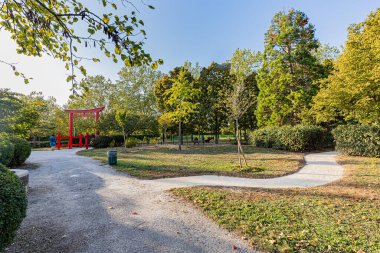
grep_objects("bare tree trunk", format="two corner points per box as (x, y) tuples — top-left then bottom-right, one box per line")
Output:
(163, 127), (167, 145)
(236, 119), (242, 168)
(236, 119), (248, 168)
(122, 126), (127, 149)
(214, 113), (219, 144)
(178, 119), (182, 151)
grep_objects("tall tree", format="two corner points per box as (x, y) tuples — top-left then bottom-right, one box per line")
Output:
(311, 8), (380, 125)
(165, 68), (198, 151)
(116, 65), (162, 115)
(196, 62), (232, 143)
(228, 49), (259, 168)
(0, 0), (161, 85)
(256, 9), (326, 127)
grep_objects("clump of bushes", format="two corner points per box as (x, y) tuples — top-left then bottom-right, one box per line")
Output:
(251, 125), (332, 152)
(332, 124), (380, 157)
(0, 136), (31, 167)
(10, 137), (31, 166)
(91, 136), (113, 149)
(0, 139), (15, 167)
(0, 163), (27, 252)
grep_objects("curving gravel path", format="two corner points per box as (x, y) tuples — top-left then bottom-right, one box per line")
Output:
(5, 149), (343, 253)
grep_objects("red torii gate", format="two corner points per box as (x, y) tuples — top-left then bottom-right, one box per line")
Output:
(57, 107), (105, 149)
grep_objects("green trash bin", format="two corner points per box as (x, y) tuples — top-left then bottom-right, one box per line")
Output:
(107, 150), (117, 165)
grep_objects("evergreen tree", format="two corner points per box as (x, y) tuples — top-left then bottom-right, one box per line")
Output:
(256, 9), (326, 127)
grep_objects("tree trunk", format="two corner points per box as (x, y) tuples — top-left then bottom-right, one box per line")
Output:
(236, 119), (248, 168)
(178, 119), (182, 151)
(122, 126), (127, 149)
(236, 119), (242, 168)
(214, 113), (219, 144)
(163, 127), (167, 145)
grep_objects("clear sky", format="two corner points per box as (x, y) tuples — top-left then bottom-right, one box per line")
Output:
(0, 0), (379, 105)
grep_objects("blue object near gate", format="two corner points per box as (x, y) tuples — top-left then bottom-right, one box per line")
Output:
(107, 150), (117, 165)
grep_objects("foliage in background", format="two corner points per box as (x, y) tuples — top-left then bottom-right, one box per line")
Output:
(251, 125), (332, 152)
(311, 9), (380, 125)
(0, 163), (27, 252)
(256, 9), (328, 127)
(333, 124), (380, 157)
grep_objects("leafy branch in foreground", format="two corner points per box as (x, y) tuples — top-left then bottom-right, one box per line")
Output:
(0, 0), (162, 87)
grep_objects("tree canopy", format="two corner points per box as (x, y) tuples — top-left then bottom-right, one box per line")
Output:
(311, 8), (380, 125)
(256, 9), (326, 127)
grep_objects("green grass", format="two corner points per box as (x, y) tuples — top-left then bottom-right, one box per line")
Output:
(77, 145), (304, 179)
(172, 155), (380, 252)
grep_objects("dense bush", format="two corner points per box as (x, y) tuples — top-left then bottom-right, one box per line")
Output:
(125, 137), (138, 148)
(0, 139), (15, 167)
(332, 125), (380, 157)
(251, 125), (332, 152)
(0, 163), (27, 252)
(91, 136), (113, 149)
(10, 137), (31, 166)
(110, 135), (125, 147)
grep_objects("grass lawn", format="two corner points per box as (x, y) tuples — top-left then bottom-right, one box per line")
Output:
(172, 155), (380, 252)
(77, 145), (304, 179)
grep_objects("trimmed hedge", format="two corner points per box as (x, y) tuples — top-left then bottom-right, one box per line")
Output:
(0, 139), (15, 167)
(0, 163), (27, 252)
(332, 125), (380, 157)
(251, 125), (332, 152)
(10, 137), (31, 166)
(91, 136), (113, 149)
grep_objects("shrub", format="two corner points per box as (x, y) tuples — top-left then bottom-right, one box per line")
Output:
(251, 125), (332, 152)
(0, 163), (27, 252)
(125, 137), (138, 148)
(0, 139), (15, 167)
(10, 137), (31, 166)
(332, 125), (380, 157)
(91, 136), (113, 149)
(110, 135), (125, 147)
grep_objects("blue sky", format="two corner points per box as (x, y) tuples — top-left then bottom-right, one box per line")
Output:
(0, 0), (379, 104)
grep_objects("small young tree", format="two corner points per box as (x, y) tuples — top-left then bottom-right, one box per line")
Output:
(115, 110), (140, 149)
(158, 113), (173, 144)
(165, 68), (199, 151)
(228, 49), (260, 168)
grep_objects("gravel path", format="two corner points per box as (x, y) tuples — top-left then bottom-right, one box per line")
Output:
(5, 149), (343, 253)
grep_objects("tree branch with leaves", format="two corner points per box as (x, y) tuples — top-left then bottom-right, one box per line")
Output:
(0, 0), (162, 87)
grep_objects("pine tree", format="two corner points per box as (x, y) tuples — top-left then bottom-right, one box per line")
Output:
(256, 9), (326, 127)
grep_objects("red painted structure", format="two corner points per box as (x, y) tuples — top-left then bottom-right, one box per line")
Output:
(57, 107), (105, 150)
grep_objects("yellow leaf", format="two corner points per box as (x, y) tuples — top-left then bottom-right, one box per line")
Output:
(103, 16), (109, 24)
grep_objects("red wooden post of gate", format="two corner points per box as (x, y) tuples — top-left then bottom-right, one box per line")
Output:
(79, 133), (83, 148)
(68, 112), (73, 149)
(85, 133), (89, 150)
(57, 133), (61, 150)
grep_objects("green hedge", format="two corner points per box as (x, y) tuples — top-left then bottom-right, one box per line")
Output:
(0, 163), (27, 252)
(251, 125), (332, 152)
(332, 125), (380, 157)
(10, 137), (31, 166)
(0, 139), (15, 167)
(91, 136), (113, 149)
